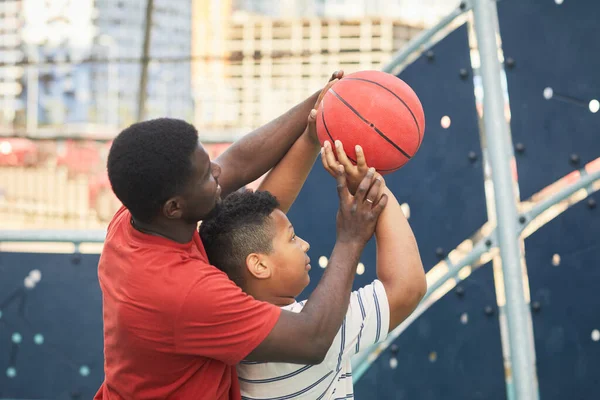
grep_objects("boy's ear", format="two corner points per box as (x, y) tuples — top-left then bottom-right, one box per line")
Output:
(246, 253), (272, 280)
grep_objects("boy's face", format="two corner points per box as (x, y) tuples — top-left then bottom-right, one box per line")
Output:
(259, 209), (311, 299)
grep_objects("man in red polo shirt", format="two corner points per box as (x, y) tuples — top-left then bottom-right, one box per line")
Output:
(95, 72), (388, 399)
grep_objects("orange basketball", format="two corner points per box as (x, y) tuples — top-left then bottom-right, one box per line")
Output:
(316, 70), (425, 174)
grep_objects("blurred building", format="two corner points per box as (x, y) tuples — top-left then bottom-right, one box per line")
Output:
(93, 0), (193, 129)
(232, 0), (456, 26)
(0, 0), (193, 137)
(0, 0), (25, 132)
(192, 0), (427, 140)
(0, 0), (95, 132)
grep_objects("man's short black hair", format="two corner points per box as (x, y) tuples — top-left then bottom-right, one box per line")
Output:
(199, 190), (280, 287)
(107, 118), (199, 222)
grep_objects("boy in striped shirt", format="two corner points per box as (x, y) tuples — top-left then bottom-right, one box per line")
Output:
(200, 141), (426, 399)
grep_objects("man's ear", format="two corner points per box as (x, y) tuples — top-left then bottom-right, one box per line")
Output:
(246, 253), (272, 280)
(163, 196), (184, 219)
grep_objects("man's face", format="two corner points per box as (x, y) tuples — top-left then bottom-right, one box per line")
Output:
(179, 143), (222, 223)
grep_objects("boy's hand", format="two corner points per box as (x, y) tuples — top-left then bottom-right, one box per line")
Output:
(321, 140), (386, 196)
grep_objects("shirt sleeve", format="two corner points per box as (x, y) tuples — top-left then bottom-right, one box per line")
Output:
(313, 280), (390, 371)
(173, 268), (281, 365)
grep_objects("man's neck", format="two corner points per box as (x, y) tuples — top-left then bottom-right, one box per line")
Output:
(131, 217), (197, 244)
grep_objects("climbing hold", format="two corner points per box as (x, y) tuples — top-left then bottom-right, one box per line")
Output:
(505, 57), (515, 69)
(569, 154), (580, 166)
(515, 142), (525, 154)
(435, 247), (445, 259)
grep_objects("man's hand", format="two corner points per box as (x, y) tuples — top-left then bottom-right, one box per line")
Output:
(334, 166), (388, 246)
(306, 71), (344, 145)
(321, 139), (386, 197)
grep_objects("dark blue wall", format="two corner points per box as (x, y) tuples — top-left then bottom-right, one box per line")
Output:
(0, 253), (103, 399)
(499, 0), (600, 199)
(2, 0), (600, 396)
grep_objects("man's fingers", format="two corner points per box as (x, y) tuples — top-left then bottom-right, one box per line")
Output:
(373, 174), (386, 202)
(364, 174), (383, 204)
(331, 70), (344, 81)
(335, 165), (350, 198)
(316, 70), (343, 112)
(334, 140), (354, 170)
(308, 108), (317, 132)
(316, 78), (338, 108)
(371, 193), (388, 215)
(354, 167), (375, 202)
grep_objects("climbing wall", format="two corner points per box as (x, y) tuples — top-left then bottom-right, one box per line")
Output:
(498, 1), (600, 397)
(0, 253), (103, 399)
(354, 263), (506, 400)
(499, 0), (600, 199)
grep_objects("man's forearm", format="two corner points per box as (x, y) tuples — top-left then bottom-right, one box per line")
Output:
(215, 91), (320, 196)
(300, 240), (363, 355)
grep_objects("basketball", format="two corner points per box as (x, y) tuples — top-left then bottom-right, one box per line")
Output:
(316, 70), (425, 174)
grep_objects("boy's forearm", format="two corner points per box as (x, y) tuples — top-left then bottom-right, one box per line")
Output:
(375, 188), (426, 327)
(258, 131), (321, 212)
(375, 189), (420, 281)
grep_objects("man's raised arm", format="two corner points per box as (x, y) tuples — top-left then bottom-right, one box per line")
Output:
(215, 71), (343, 197)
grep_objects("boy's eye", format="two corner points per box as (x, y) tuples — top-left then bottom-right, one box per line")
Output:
(291, 234), (296, 241)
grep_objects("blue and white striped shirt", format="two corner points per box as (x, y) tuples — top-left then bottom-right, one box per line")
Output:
(237, 280), (390, 400)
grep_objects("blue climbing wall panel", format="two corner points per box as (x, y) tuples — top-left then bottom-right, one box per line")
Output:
(0, 253), (103, 399)
(292, 23), (486, 298)
(498, 0), (600, 396)
(498, 0), (600, 199)
(524, 197), (600, 400)
(354, 263), (507, 400)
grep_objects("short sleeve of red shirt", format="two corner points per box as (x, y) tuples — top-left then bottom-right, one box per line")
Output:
(174, 268), (281, 366)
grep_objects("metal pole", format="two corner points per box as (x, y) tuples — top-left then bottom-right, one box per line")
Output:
(471, 1), (539, 399)
(26, 46), (38, 135)
(137, 0), (155, 122)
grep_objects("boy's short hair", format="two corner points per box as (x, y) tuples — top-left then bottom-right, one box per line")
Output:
(200, 190), (280, 286)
